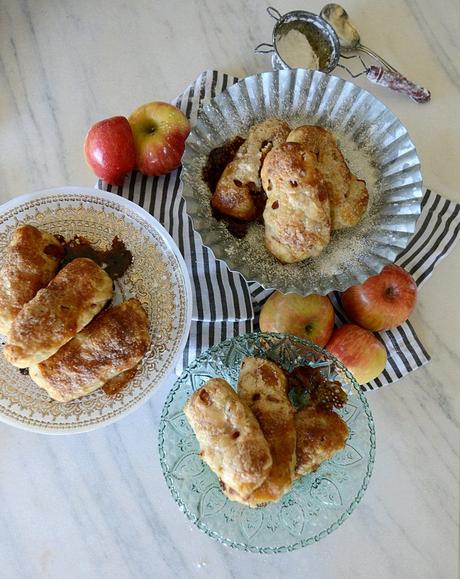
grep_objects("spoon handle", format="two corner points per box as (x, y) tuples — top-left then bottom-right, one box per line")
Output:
(366, 66), (431, 103)
(356, 44), (399, 74)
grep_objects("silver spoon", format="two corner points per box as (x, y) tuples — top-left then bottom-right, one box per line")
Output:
(320, 3), (400, 74)
(320, 3), (430, 103)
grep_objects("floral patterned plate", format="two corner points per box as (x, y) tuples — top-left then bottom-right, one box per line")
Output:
(158, 333), (375, 553)
(0, 188), (192, 434)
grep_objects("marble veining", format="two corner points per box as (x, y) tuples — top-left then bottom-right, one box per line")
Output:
(0, 0), (459, 578)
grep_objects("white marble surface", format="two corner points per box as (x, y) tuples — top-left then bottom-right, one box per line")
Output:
(0, 0), (459, 577)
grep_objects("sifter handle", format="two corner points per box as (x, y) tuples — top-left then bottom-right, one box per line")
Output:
(266, 6), (282, 21)
(255, 42), (275, 54)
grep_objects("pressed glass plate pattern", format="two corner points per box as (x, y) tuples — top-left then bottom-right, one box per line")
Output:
(159, 333), (375, 553)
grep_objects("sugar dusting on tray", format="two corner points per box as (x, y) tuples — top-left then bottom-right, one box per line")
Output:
(276, 29), (320, 69)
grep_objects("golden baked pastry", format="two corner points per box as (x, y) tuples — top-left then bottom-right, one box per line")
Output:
(227, 357), (296, 507)
(261, 142), (331, 263)
(4, 257), (113, 368)
(294, 404), (349, 478)
(29, 299), (150, 402)
(287, 125), (368, 230)
(184, 378), (272, 500)
(211, 118), (290, 220)
(0, 225), (64, 335)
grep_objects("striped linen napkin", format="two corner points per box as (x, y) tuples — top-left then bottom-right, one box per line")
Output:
(99, 70), (460, 391)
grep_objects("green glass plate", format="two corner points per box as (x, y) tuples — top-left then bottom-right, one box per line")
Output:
(158, 333), (375, 553)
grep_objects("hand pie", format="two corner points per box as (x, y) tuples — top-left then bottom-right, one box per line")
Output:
(4, 257), (113, 368)
(228, 357), (296, 507)
(261, 142), (331, 263)
(211, 118), (290, 220)
(184, 378), (272, 500)
(29, 299), (150, 402)
(0, 225), (64, 334)
(287, 125), (368, 230)
(294, 405), (349, 478)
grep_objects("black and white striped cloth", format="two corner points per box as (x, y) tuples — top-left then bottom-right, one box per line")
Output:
(99, 70), (460, 392)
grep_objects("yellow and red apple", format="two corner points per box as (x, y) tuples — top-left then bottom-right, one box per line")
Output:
(341, 264), (417, 331)
(84, 116), (136, 185)
(326, 324), (387, 385)
(259, 291), (335, 347)
(128, 101), (190, 176)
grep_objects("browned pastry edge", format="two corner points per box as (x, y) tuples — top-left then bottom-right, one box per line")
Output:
(4, 257), (113, 368)
(211, 118), (291, 221)
(294, 404), (349, 478)
(261, 142), (331, 263)
(225, 357), (296, 507)
(0, 225), (64, 334)
(184, 378), (273, 500)
(287, 125), (369, 230)
(29, 298), (150, 402)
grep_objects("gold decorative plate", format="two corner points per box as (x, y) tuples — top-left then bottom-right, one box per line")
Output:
(0, 188), (192, 434)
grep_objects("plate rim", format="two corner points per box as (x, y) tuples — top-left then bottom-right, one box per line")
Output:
(181, 68), (423, 295)
(158, 332), (376, 553)
(0, 186), (193, 435)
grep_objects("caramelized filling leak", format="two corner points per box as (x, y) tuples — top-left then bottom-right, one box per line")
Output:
(59, 235), (133, 280)
(202, 136), (245, 193)
(203, 136), (267, 239)
(287, 365), (348, 411)
(102, 367), (138, 396)
(44, 242), (65, 260)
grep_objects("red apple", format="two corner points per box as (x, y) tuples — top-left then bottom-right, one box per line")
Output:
(259, 291), (335, 347)
(84, 116), (136, 185)
(128, 102), (190, 176)
(341, 264), (417, 331)
(326, 324), (387, 385)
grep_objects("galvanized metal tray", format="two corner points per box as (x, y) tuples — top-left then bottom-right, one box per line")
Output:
(181, 69), (422, 295)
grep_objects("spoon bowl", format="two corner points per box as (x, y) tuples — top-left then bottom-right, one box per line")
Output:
(320, 3), (399, 73)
